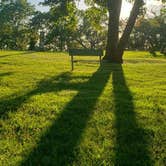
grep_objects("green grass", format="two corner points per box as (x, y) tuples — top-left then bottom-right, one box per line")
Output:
(0, 50), (166, 166)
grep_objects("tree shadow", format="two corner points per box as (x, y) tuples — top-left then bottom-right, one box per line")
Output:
(1, 64), (153, 165)
(18, 66), (111, 165)
(112, 65), (152, 165)
(0, 72), (72, 119)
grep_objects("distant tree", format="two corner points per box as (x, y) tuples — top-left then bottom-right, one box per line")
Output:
(159, 6), (166, 55)
(128, 4), (166, 55)
(29, 11), (50, 50)
(0, 0), (34, 50)
(75, 7), (107, 49)
(42, 1), (78, 51)
(43, 1), (108, 50)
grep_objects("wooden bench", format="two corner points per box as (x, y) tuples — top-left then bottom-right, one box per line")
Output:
(69, 49), (104, 70)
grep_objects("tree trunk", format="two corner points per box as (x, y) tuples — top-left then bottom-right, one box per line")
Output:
(104, 0), (144, 63)
(104, 0), (122, 63)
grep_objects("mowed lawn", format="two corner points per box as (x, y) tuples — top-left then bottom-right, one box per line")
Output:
(0, 51), (166, 166)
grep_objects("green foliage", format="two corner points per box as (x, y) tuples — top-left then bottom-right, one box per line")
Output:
(43, 0), (74, 15)
(39, 2), (78, 51)
(0, 0), (35, 50)
(42, 1), (107, 50)
(74, 7), (107, 49)
(29, 11), (51, 50)
(128, 6), (166, 53)
(0, 51), (166, 165)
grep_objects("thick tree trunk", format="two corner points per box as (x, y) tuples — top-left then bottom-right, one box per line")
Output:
(117, 0), (144, 57)
(104, 0), (144, 63)
(104, 0), (122, 63)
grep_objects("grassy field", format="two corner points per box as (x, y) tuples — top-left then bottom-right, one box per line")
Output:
(0, 51), (166, 166)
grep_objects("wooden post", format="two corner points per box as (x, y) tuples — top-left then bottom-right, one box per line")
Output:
(71, 55), (74, 71)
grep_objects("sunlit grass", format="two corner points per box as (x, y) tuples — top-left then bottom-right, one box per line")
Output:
(0, 51), (166, 165)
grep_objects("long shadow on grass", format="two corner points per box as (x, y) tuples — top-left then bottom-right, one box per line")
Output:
(0, 65), (111, 165)
(112, 65), (152, 165)
(1, 64), (152, 165)
(0, 73), (72, 119)
(18, 66), (111, 165)
(0, 72), (92, 119)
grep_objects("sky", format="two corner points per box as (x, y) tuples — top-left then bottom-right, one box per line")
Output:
(28, 0), (163, 18)
(28, 0), (49, 12)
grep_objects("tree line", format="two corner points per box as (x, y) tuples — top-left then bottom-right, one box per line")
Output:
(0, 0), (165, 62)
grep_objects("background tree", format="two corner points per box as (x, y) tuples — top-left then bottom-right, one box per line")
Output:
(159, 6), (166, 55)
(128, 5), (166, 55)
(73, 7), (107, 49)
(41, 1), (78, 51)
(29, 11), (50, 50)
(0, 0), (34, 50)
